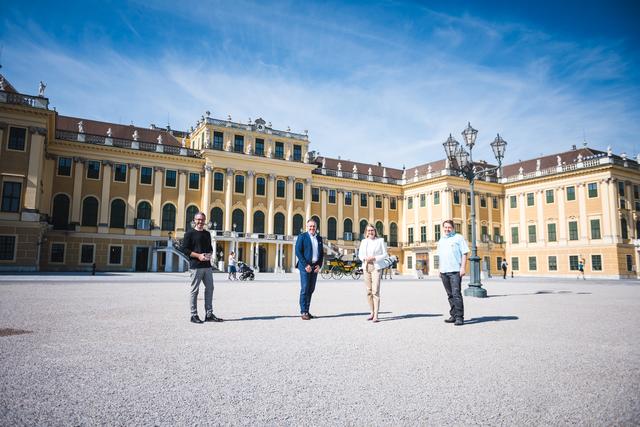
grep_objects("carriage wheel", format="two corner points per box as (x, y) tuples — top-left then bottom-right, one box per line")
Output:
(331, 266), (343, 279)
(320, 268), (332, 280)
(351, 269), (362, 280)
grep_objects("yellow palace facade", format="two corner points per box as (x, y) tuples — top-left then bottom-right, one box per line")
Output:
(1, 75), (639, 278)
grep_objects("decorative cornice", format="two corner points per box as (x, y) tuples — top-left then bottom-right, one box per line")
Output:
(204, 165), (213, 172)
(226, 168), (235, 176)
(153, 166), (165, 172)
(247, 170), (256, 177)
(102, 160), (114, 167)
(128, 163), (140, 169)
(29, 126), (47, 136)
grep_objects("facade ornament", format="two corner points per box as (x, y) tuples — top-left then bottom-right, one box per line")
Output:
(226, 168), (235, 176)
(305, 178), (312, 185)
(132, 130), (139, 141)
(106, 128), (112, 137)
(246, 143), (252, 154)
(247, 170), (255, 177)
(268, 173), (276, 180)
(287, 176), (295, 183)
(225, 140), (232, 152)
(577, 153), (583, 162)
(303, 152), (309, 164)
(204, 127), (210, 146)
(518, 166), (524, 175)
(369, 167), (373, 176)
(157, 134), (163, 145)
(181, 137), (186, 147)
(285, 149), (291, 161)
(427, 165), (432, 173)
(536, 159), (541, 171)
(322, 158), (326, 169)
(607, 146), (612, 156)
(353, 165), (358, 173)
(204, 165), (213, 172)
(337, 162), (342, 171)
(38, 81), (46, 97)
(556, 155), (562, 166)
(77, 121), (84, 133)
(266, 146), (272, 158)
(414, 169), (419, 178)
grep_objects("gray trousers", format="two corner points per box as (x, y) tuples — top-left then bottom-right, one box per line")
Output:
(190, 268), (214, 315)
(440, 272), (464, 319)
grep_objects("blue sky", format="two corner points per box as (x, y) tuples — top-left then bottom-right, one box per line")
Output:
(2, 0), (639, 167)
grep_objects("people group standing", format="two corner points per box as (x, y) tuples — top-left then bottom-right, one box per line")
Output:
(437, 219), (469, 326)
(294, 219), (324, 320)
(357, 224), (389, 323)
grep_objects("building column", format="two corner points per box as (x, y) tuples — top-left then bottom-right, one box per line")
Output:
(427, 191), (433, 242)
(383, 195), (389, 239)
(518, 192), (527, 246)
(224, 168), (234, 231)
(151, 167), (164, 236)
(557, 186), (567, 244)
(488, 193), (494, 241)
(402, 195), (408, 243)
(368, 193), (375, 223)
(176, 170), (187, 236)
(22, 128), (46, 222)
(286, 176), (294, 235)
(499, 196), (505, 241)
(442, 188), (452, 219)
(337, 189), (344, 239)
(608, 179), (620, 243)
(353, 191), (360, 239)
(246, 171), (255, 233)
(125, 163), (138, 235)
(601, 178), (612, 242)
(412, 194), (419, 241)
(304, 179), (312, 221)
(98, 161), (113, 233)
(321, 187), (328, 236)
(70, 158), (85, 228)
(577, 182), (588, 241)
(267, 174), (276, 234)
(536, 190), (544, 243)
(202, 165), (212, 216)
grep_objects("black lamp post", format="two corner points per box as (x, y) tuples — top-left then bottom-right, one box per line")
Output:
(442, 123), (507, 298)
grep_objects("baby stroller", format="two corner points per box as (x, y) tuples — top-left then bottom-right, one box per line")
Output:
(237, 261), (255, 281)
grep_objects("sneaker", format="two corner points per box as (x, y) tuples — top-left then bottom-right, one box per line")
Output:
(444, 316), (455, 323)
(190, 315), (203, 324)
(454, 318), (464, 326)
(205, 313), (224, 322)
(301, 313), (311, 320)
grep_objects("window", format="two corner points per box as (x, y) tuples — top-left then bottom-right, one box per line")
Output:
(294, 215), (304, 236)
(234, 135), (244, 153)
(635, 185), (639, 199)
(546, 189), (554, 204)
(256, 177), (266, 196)
(109, 246), (123, 265)
(492, 197), (498, 209)
(210, 207), (223, 230)
(343, 218), (353, 239)
(81, 197), (98, 226)
(548, 256), (557, 271)
(57, 157), (72, 176)
(344, 191), (351, 205)
(140, 167), (152, 184)
(547, 223), (557, 242)
(277, 180), (286, 198)
(511, 226), (519, 244)
(527, 193), (534, 206)
(466, 193), (471, 206)
(588, 183), (598, 198)
(434, 191), (440, 205)
(110, 199), (126, 228)
(566, 186), (576, 201)
(52, 194), (70, 230)
(568, 221), (578, 240)
(509, 195), (517, 208)
(213, 132), (223, 150)
(453, 191), (460, 204)
(327, 217), (337, 240)
(114, 164), (127, 182)
(189, 173), (200, 190)
(496, 257), (503, 271)
(255, 138), (264, 156)
(87, 161), (100, 179)
(390, 223), (398, 246)
(528, 225), (537, 243)
(408, 197), (413, 209)
(137, 201), (151, 220)
(375, 196), (382, 209)
(253, 211), (265, 233)
(0, 236), (16, 260)
(360, 193), (367, 207)
(50, 243), (65, 263)
(480, 196), (487, 208)
(293, 145), (302, 161)
(408, 227), (414, 244)
(233, 210), (245, 232)
(618, 181), (626, 197)
(528, 256), (537, 271)
(165, 170), (177, 187)
(434, 224), (441, 241)
(590, 219), (601, 239)
(407, 256), (413, 270)
(328, 189), (336, 204)
(185, 206), (199, 231)
(8, 127), (26, 151)
(591, 255), (602, 271)
(296, 182), (304, 200)
(420, 225), (427, 242)
(481, 225), (488, 241)
(511, 257), (519, 271)
(234, 175), (245, 194)
(214, 172), (224, 191)
(360, 220), (368, 236)
(569, 255), (579, 270)
(433, 255), (439, 269)
(390, 197), (396, 210)
(621, 218), (629, 239)
(375, 221), (384, 237)
(1, 182), (21, 212)
(275, 141), (284, 159)
(162, 204), (176, 231)
(80, 244), (94, 264)
(626, 254), (633, 272)
(311, 187), (319, 202)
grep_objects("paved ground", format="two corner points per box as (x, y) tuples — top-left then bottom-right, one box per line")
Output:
(1, 273), (639, 426)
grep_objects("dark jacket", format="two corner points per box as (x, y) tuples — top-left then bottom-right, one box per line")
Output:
(295, 232), (324, 271)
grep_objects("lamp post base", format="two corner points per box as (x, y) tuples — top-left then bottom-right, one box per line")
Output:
(464, 285), (487, 298)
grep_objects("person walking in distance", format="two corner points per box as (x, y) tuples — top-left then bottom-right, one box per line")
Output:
(295, 219), (324, 320)
(228, 251), (237, 281)
(437, 220), (469, 326)
(501, 259), (508, 279)
(182, 212), (223, 324)
(577, 257), (586, 280)
(358, 224), (388, 323)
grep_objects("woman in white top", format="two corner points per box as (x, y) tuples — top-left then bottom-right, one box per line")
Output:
(358, 224), (388, 322)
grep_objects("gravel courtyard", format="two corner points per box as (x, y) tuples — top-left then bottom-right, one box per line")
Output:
(1, 273), (639, 426)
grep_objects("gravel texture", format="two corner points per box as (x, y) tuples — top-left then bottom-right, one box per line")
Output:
(1, 273), (639, 426)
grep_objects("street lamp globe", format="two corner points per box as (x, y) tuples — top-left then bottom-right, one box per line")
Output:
(490, 133), (507, 162)
(443, 134), (460, 161)
(462, 122), (478, 148)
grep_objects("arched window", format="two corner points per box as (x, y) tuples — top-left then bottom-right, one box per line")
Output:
(375, 221), (384, 238)
(621, 217), (628, 239)
(343, 218), (353, 240)
(274, 212), (285, 235)
(636, 220), (640, 239)
(390, 222), (398, 247)
(293, 214), (304, 236)
(137, 201), (151, 220)
(186, 205), (199, 231)
(232, 209), (244, 232)
(81, 197), (98, 226)
(210, 207), (223, 230)
(234, 175), (245, 194)
(162, 204), (176, 231)
(360, 219), (368, 237)
(253, 211), (265, 233)
(327, 218), (337, 240)
(311, 215), (321, 234)
(52, 194), (70, 230)
(110, 199), (126, 228)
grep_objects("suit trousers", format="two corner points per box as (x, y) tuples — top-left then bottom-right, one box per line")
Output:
(363, 263), (381, 316)
(440, 272), (464, 319)
(298, 269), (318, 314)
(190, 268), (214, 315)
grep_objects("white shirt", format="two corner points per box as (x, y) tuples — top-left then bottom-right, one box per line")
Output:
(309, 232), (319, 263)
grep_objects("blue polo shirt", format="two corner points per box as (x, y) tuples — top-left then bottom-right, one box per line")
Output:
(437, 232), (470, 273)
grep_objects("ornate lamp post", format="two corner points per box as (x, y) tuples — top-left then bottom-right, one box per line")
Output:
(442, 123), (507, 297)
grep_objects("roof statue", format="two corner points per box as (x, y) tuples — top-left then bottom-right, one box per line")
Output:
(132, 130), (139, 141)
(519, 166), (524, 175)
(536, 159), (541, 171)
(225, 140), (232, 152)
(38, 81), (46, 97)
(227, 114), (232, 121)
(322, 158), (326, 169)
(0, 76), (5, 91)
(106, 128), (112, 137)
(337, 162), (342, 171)
(181, 137), (186, 148)
(607, 146), (612, 156)
(636, 153), (640, 164)
(266, 146), (272, 158)
(352, 165), (357, 173)
(427, 165), (432, 173)
(303, 152), (309, 164)
(577, 153), (583, 162)
(157, 134), (163, 145)
(369, 167), (373, 176)
(77, 121), (84, 133)
(383, 168), (387, 177)
(557, 155), (562, 166)
(414, 169), (418, 177)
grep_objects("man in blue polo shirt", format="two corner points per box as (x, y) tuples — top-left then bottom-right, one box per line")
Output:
(437, 219), (469, 326)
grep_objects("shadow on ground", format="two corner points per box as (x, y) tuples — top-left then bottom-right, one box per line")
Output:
(464, 316), (519, 325)
(488, 290), (591, 298)
(380, 313), (442, 322)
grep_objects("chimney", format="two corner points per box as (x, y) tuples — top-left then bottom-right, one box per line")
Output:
(377, 162), (381, 167)
(572, 144), (577, 150)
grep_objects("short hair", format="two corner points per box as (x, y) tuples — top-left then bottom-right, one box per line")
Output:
(194, 211), (206, 219)
(307, 218), (318, 226)
(442, 219), (454, 228)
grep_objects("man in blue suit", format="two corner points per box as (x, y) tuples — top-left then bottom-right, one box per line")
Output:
(295, 218), (324, 320)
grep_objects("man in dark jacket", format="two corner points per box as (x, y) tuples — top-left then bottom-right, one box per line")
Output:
(182, 212), (223, 324)
(295, 219), (324, 320)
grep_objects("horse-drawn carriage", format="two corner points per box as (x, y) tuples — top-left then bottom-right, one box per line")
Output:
(320, 255), (363, 280)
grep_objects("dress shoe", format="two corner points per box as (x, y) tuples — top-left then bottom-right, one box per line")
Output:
(444, 316), (456, 323)
(366, 315), (374, 321)
(190, 315), (203, 324)
(205, 313), (224, 322)
(301, 313), (311, 320)
(454, 318), (464, 326)
(307, 313), (317, 319)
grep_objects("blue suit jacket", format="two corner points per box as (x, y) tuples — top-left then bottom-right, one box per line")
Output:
(295, 232), (324, 271)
